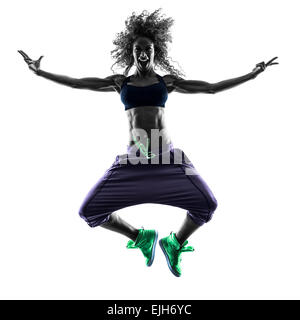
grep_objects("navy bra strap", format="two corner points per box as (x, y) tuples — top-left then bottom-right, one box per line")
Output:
(121, 76), (130, 89)
(121, 74), (166, 88)
(157, 74), (167, 88)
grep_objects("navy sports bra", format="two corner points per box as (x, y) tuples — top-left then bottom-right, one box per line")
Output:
(120, 74), (168, 111)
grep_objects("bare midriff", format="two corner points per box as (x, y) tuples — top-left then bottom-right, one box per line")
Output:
(125, 106), (172, 153)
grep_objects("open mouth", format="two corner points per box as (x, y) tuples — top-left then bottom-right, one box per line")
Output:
(139, 60), (148, 68)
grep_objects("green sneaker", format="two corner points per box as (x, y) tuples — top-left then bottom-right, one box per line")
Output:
(159, 232), (195, 277)
(126, 228), (158, 267)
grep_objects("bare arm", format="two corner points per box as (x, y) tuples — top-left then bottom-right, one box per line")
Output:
(36, 70), (124, 92)
(172, 71), (258, 94)
(164, 57), (278, 94)
(18, 50), (125, 92)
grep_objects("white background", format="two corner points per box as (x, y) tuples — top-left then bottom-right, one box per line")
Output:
(1, 0), (299, 300)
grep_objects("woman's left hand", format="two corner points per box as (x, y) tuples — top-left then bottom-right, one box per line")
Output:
(252, 57), (279, 75)
(18, 50), (44, 73)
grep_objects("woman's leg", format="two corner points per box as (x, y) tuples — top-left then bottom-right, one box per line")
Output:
(150, 148), (218, 245)
(100, 212), (139, 241)
(175, 215), (201, 245)
(79, 159), (154, 241)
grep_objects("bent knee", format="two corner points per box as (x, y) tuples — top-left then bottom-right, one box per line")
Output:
(209, 195), (218, 213)
(78, 202), (112, 227)
(78, 200), (91, 221)
(205, 196), (218, 223)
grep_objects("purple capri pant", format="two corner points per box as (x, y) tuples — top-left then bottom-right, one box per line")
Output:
(79, 144), (218, 227)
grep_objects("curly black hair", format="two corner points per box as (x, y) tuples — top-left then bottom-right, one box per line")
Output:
(110, 8), (185, 78)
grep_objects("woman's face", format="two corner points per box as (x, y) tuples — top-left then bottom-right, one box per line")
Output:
(132, 36), (155, 72)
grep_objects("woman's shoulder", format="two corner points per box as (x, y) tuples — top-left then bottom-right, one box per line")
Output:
(162, 74), (184, 93)
(106, 74), (127, 85)
(104, 74), (127, 93)
(162, 74), (184, 86)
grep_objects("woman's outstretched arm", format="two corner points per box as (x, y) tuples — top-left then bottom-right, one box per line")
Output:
(18, 50), (125, 92)
(35, 70), (122, 91)
(165, 57), (278, 94)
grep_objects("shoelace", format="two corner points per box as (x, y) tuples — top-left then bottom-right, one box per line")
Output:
(126, 240), (140, 249)
(177, 240), (194, 262)
(179, 241), (194, 252)
(126, 228), (149, 249)
(126, 239), (148, 249)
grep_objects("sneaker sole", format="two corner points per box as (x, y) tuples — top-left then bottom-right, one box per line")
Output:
(159, 239), (180, 277)
(147, 230), (158, 267)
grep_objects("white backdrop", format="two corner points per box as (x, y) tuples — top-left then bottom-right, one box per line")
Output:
(1, 0), (299, 299)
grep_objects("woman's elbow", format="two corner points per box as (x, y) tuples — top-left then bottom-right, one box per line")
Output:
(206, 84), (217, 94)
(71, 80), (85, 89)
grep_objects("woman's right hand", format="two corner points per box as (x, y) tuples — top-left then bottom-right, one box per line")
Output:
(18, 50), (44, 73)
(252, 57), (279, 75)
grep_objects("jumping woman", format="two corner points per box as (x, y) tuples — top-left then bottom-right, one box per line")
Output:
(18, 9), (278, 277)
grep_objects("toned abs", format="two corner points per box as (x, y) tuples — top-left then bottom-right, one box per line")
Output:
(126, 106), (172, 152)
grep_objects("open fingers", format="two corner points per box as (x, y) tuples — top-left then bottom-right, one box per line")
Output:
(18, 50), (30, 60)
(266, 56), (278, 66)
